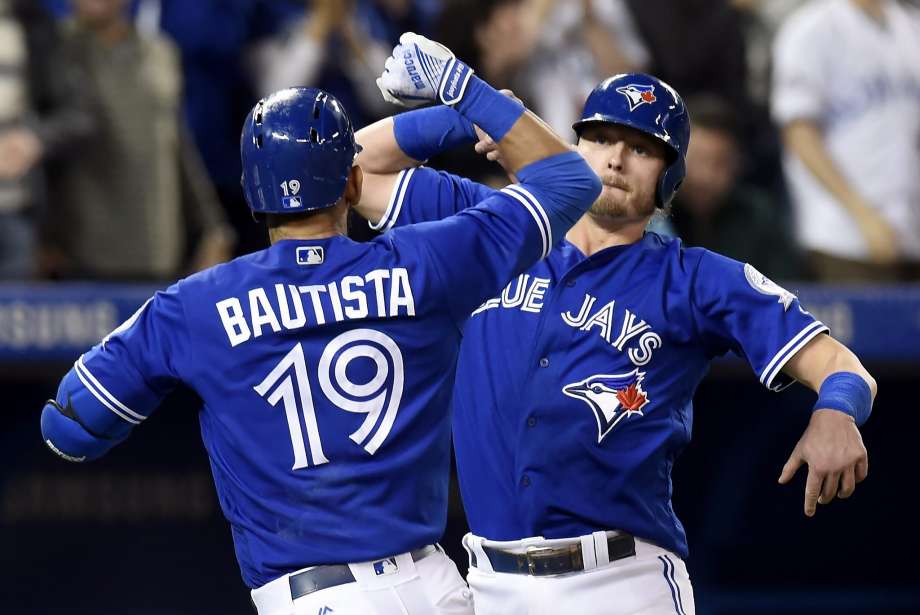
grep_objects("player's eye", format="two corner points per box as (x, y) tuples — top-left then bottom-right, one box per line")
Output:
(632, 144), (649, 156)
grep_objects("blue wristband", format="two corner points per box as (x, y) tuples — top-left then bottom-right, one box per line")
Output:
(438, 58), (524, 142)
(813, 372), (872, 426)
(393, 106), (477, 161)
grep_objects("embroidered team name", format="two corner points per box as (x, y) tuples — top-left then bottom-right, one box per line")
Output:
(562, 293), (662, 367)
(472, 274), (550, 316)
(216, 268), (416, 347)
(472, 279), (662, 367)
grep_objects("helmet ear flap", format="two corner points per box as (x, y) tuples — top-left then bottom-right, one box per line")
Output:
(657, 156), (686, 208)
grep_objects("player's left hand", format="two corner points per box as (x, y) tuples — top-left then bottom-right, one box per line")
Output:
(778, 409), (868, 517)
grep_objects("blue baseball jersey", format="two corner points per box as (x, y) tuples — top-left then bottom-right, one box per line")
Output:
(379, 167), (829, 559)
(64, 181), (560, 588)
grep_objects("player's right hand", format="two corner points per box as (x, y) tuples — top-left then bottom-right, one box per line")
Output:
(856, 211), (900, 265)
(376, 32), (459, 108)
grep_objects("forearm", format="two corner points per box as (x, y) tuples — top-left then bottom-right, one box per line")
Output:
(446, 69), (568, 173)
(581, 20), (638, 76)
(355, 117), (423, 175)
(496, 110), (573, 173)
(783, 120), (875, 218)
(784, 334), (875, 394)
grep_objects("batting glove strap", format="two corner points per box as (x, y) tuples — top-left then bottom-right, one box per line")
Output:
(813, 371), (872, 426)
(438, 58), (475, 105)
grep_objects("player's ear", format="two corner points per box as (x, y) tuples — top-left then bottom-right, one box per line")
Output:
(344, 164), (363, 207)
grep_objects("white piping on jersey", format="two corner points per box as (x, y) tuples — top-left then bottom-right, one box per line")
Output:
(370, 167), (416, 232)
(74, 355), (145, 425)
(760, 321), (829, 391)
(500, 185), (551, 259)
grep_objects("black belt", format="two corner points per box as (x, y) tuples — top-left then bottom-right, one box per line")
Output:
(477, 533), (636, 576)
(288, 545), (437, 600)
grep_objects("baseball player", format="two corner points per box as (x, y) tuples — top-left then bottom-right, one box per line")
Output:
(38, 34), (602, 615)
(355, 72), (875, 614)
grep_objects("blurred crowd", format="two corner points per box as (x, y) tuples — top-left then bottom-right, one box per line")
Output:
(1, 0), (918, 283)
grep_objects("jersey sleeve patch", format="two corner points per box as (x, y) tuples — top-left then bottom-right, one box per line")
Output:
(744, 263), (795, 311)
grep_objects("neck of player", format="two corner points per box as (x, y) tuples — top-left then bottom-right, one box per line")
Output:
(565, 212), (650, 256)
(268, 201), (349, 244)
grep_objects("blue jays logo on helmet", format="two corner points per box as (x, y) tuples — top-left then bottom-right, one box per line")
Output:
(563, 369), (650, 443)
(615, 83), (657, 111)
(573, 73), (690, 208)
(240, 87), (361, 215)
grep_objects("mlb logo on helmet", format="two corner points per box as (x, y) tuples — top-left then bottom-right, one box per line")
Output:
(282, 195), (303, 209)
(296, 246), (325, 265)
(373, 557), (399, 576)
(615, 84), (657, 112)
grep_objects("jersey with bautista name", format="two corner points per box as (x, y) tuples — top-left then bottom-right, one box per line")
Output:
(377, 167), (829, 559)
(68, 182), (554, 588)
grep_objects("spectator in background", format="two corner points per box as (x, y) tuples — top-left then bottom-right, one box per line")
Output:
(249, 0), (441, 241)
(624, 0), (789, 197)
(670, 96), (802, 280)
(42, 0), (232, 281)
(135, 0), (300, 257)
(252, 0), (441, 123)
(0, 0), (93, 279)
(730, 0), (807, 109)
(428, 0), (539, 186)
(772, 0), (920, 282)
(624, 0), (749, 111)
(518, 0), (651, 137)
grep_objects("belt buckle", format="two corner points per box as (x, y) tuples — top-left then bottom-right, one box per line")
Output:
(524, 546), (561, 575)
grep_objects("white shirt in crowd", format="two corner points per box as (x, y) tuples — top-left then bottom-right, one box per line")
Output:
(771, 0), (920, 261)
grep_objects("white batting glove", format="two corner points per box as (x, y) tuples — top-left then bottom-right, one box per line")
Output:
(376, 32), (469, 108)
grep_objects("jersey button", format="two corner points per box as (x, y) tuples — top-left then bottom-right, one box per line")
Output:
(565, 280), (576, 287)
(521, 475), (531, 487)
(527, 417), (537, 427)
(539, 357), (549, 368)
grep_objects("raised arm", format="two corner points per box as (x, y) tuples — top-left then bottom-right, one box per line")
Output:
(376, 32), (600, 320)
(777, 334), (874, 517)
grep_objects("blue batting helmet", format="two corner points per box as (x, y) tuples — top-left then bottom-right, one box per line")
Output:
(573, 73), (690, 208)
(241, 87), (361, 215)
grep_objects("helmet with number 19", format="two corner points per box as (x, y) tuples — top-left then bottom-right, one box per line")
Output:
(240, 87), (362, 214)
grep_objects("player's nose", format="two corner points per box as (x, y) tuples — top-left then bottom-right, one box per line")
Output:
(606, 141), (626, 170)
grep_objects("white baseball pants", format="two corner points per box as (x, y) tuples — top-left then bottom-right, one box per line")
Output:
(463, 532), (695, 615)
(250, 545), (474, 615)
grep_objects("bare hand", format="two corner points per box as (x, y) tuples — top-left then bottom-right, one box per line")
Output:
(855, 209), (899, 265)
(189, 227), (235, 273)
(0, 128), (44, 180)
(308, 0), (351, 39)
(778, 409), (868, 517)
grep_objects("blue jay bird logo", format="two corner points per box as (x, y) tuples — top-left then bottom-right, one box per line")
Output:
(563, 369), (650, 443)
(615, 84), (657, 111)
